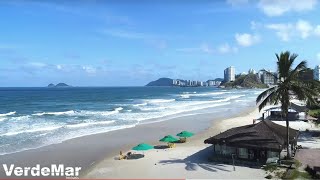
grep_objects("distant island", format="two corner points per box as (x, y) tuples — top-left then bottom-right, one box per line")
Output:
(146, 78), (222, 87)
(47, 83), (71, 88)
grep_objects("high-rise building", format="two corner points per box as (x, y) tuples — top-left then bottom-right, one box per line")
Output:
(262, 71), (276, 85)
(313, 65), (320, 81)
(224, 66), (235, 82)
(248, 68), (256, 74)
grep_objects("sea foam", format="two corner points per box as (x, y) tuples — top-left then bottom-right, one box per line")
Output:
(0, 111), (16, 117)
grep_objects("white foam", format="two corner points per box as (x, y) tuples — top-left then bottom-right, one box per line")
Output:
(140, 106), (167, 111)
(133, 103), (147, 107)
(144, 99), (176, 104)
(235, 100), (249, 102)
(135, 102), (231, 121)
(0, 111), (16, 117)
(87, 107), (123, 116)
(180, 91), (230, 98)
(229, 95), (245, 99)
(66, 120), (115, 128)
(33, 110), (75, 116)
(114, 107), (123, 111)
(0, 118), (6, 122)
(180, 94), (190, 99)
(1, 126), (61, 136)
(33, 108), (123, 117)
(10, 115), (30, 121)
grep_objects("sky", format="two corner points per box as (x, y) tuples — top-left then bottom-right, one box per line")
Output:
(1, 0), (320, 87)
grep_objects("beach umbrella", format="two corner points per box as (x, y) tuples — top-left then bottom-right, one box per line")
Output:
(132, 143), (154, 151)
(159, 135), (179, 143)
(176, 131), (194, 138)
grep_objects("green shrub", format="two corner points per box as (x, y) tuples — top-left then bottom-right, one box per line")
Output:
(263, 164), (278, 172)
(265, 174), (273, 179)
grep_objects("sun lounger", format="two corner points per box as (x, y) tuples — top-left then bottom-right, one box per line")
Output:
(119, 154), (126, 160)
(168, 143), (176, 148)
(119, 151), (127, 160)
(179, 137), (187, 143)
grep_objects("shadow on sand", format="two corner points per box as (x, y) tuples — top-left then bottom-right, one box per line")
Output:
(154, 145), (169, 149)
(127, 154), (145, 160)
(158, 146), (231, 172)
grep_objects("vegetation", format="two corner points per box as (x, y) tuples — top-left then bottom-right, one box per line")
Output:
(263, 164), (278, 172)
(308, 109), (320, 118)
(305, 165), (320, 179)
(282, 169), (312, 179)
(263, 160), (312, 179)
(223, 73), (268, 88)
(256, 51), (320, 159)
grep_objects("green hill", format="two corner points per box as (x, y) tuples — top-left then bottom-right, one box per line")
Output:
(222, 74), (267, 89)
(146, 78), (173, 86)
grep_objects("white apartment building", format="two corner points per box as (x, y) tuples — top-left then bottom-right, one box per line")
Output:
(224, 66), (235, 82)
(314, 65), (320, 81)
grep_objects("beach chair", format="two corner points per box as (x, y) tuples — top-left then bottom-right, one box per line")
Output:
(179, 137), (187, 143)
(168, 143), (176, 148)
(119, 151), (127, 160)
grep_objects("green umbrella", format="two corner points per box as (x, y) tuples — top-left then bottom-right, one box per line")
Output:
(132, 143), (154, 151)
(176, 131), (194, 138)
(159, 135), (179, 143)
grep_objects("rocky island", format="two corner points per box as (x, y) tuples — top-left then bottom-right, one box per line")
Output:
(47, 83), (71, 88)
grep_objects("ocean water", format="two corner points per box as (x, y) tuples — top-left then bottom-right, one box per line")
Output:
(0, 87), (263, 155)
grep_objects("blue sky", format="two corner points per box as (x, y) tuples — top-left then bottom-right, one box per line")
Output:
(1, 0), (320, 86)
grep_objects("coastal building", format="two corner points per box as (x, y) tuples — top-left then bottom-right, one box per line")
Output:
(248, 68), (256, 74)
(172, 79), (222, 87)
(207, 80), (221, 86)
(204, 120), (299, 164)
(313, 65), (320, 81)
(224, 66), (235, 82)
(262, 71), (276, 85)
(262, 106), (306, 121)
(257, 71), (263, 81)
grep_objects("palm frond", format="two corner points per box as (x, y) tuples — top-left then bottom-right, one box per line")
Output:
(256, 86), (277, 104)
(287, 61), (307, 82)
(258, 91), (278, 111)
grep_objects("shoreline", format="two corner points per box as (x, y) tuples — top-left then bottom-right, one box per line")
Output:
(83, 106), (261, 178)
(0, 102), (258, 178)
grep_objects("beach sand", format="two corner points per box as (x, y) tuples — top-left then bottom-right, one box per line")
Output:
(0, 104), (258, 178)
(84, 107), (267, 179)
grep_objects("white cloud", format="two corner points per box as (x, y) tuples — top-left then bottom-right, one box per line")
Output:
(217, 43), (238, 54)
(176, 43), (214, 54)
(266, 20), (320, 41)
(258, 0), (317, 17)
(250, 21), (263, 30)
(265, 23), (293, 41)
(28, 62), (48, 68)
(56, 65), (63, 70)
(177, 42), (238, 54)
(235, 33), (260, 47)
(314, 25), (320, 36)
(296, 20), (313, 39)
(317, 53), (320, 60)
(200, 43), (214, 53)
(82, 66), (97, 74)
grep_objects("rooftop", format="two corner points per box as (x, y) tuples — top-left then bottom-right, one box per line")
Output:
(204, 120), (299, 151)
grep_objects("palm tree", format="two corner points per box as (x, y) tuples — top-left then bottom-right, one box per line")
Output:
(256, 51), (320, 159)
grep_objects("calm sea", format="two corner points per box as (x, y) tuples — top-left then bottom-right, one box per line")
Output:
(0, 87), (262, 155)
